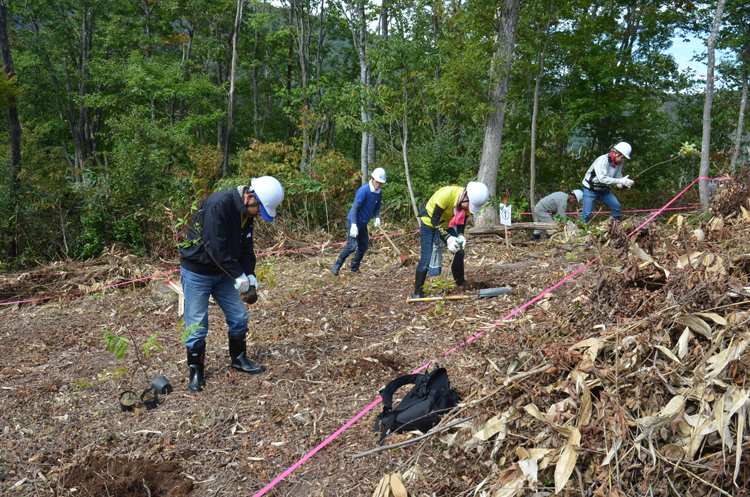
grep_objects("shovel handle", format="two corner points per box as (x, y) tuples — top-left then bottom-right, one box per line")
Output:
(406, 295), (474, 303)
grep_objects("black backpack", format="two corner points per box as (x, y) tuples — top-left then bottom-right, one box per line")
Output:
(374, 368), (459, 445)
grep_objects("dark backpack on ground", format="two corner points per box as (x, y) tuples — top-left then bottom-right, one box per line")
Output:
(374, 368), (459, 445)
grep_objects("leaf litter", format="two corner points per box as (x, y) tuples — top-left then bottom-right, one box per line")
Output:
(1, 188), (750, 495)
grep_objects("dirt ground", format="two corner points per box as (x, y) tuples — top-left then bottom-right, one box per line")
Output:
(1, 214), (749, 496)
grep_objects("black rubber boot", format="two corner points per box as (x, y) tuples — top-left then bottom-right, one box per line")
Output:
(187, 346), (205, 393)
(412, 269), (428, 299)
(228, 337), (266, 374)
(452, 260), (469, 287)
(351, 259), (361, 274)
(330, 260), (342, 276)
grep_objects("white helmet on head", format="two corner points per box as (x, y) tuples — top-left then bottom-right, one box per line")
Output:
(250, 176), (284, 222)
(572, 189), (583, 203)
(614, 142), (632, 159)
(466, 181), (490, 214)
(371, 167), (386, 184)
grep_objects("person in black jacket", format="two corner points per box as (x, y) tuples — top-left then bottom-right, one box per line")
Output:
(179, 176), (284, 393)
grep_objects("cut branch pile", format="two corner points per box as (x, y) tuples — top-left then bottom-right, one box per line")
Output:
(368, 197), (750, 496)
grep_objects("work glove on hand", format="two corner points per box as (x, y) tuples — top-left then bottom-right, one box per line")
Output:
(248, 274), (258, 289)
(457, 235), (467, 250)
(350, 224), (359, 237)
(620, 175), (634, 188)
(234, 273), (250, 293)
(446, 236), (461, 254)
(373, 217), (381, 228)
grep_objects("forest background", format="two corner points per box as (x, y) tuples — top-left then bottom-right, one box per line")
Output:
(0, 0), (747, 267)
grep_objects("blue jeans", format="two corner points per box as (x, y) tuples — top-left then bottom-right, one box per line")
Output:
(580, 187), (621, 223)
(336, 219), (369, 272)
(181, 267), (248, 350)
(416, 221), (463, 272)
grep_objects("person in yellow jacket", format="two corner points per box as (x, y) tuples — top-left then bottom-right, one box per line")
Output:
(412, 181), (490, 299)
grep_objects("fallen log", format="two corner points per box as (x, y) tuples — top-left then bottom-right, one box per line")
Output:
(467, 222), (558, 235)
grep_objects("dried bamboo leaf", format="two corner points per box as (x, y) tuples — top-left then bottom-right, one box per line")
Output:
(372, 475), (389, 497)
(631, 244), (653, 262)
(677, 327), (693, 360)
(518, 458), (538, 484)
(554, 427), (581, 494)
(600, 436), (623, 466)
(654, 345), (682, 365)
(524, 404), (573, 436)
(470, 407), (518, 444)
(389, 473), (407, 497)
(741, 205), (750, 223)
(735, 403), (746, 486)
(676, 314), (713, 339)
(706, 340), (748, 378)
(677, 251), (704, 268)
(694, 312), (728, 326)
(572, 371), (592, 427)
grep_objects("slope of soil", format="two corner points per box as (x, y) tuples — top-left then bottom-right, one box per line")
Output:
(2, 210), (749, 496)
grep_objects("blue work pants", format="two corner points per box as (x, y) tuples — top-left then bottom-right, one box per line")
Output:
(181, 268), (249, 350)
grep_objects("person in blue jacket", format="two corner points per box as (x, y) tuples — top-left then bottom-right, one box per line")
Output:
(330, 168), (386, 275)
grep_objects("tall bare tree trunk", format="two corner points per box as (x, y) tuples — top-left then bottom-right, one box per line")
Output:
(699, 0), (726, 211)
(223, 0), (245, 175)
(731, 67), (748, 170)
(529, 0), (555, 211)
(0, 0), (20, 260)
(476, 0), (521, 227)
(401, 84), (418, 220)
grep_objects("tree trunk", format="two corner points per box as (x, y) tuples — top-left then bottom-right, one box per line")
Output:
(699, 0), (726, 211)
(476, 0), (521, 227)
(529, 0), (555, 212)
(0, 0), (20, 260)
(401, 83), (419, 220)
(223, 0), (244, 175)
(731, 67), (748, 170)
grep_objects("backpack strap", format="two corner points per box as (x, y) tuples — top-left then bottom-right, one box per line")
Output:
(373, 373), (420, 433)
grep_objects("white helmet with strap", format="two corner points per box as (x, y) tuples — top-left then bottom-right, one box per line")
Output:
(250, 176), (284, 222)
(371, 167), (386, 183)
(614, 142), (632, 159)
(466, 181), (490, 214)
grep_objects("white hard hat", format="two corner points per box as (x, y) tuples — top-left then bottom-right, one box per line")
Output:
(614, 142), (631, 159)
(250, 176), (284, 222)
(572, 189), (583, 202)
(466, 181), (490, 214)
(371, 167), (386, 183)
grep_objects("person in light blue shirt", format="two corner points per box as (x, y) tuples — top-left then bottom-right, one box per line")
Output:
(331, 168), (386, 275)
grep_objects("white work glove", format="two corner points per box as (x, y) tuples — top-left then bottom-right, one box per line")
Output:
(248, 274), (258, 289)
(373, 217), (381, 228)
(457, 234), (466, 250)
(234, 273), (250, 293)
(620, 175), (634, 188)
(446, 236), (461, 254)
(350, 224), (359, 237)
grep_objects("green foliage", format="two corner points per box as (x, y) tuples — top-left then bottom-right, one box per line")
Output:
(1, 0), (747, 267)
(103, 330), (130, 360)
(424, 274), (454, 295)
(256, 257), (280, 288)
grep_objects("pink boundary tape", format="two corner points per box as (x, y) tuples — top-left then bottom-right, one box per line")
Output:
(250, 176), (709, 497)
(0, 232), (416, 307)
(519, 205), (697, 216)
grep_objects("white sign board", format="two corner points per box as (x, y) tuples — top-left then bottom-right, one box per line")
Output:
(500, 205), (512, 226)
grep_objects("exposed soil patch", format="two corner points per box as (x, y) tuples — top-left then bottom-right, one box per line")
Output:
(2, 214), (750, 496)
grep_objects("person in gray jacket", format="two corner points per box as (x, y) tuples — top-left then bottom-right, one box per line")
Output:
(580, 142), (634, 223)
(533, 190), (583, 240)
